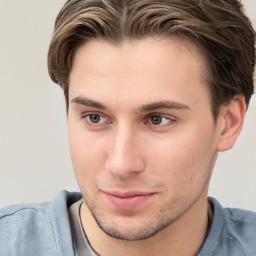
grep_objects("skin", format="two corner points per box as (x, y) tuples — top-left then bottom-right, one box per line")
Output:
(67, 37), (246, 256)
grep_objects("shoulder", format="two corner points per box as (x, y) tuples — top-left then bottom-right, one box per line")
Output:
(200, 197), (256, 256)
(0, 200), (50, 220)
(0, 200), (56, 256)
(217, 199), (256, 242)
(224, 206), (256, 251)
(224, 205), (256, 224)
(0, 190), (82, 256)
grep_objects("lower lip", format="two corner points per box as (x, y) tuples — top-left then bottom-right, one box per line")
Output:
(104, 193), (154, 211)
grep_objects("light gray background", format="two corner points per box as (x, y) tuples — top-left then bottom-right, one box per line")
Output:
(0, 0), (255, 210)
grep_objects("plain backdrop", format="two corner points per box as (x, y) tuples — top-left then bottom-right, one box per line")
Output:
(0, 0), (255, 210)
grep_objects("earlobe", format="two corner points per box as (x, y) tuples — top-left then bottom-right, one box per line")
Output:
(216, 95), (246, 152)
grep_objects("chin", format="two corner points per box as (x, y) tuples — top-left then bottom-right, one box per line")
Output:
(97, 222), (168, 241)
(88, 206), (177, 241)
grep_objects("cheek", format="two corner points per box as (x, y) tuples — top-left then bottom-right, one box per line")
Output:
(146, 128), (215, 190)
(68, 127), (107, 182)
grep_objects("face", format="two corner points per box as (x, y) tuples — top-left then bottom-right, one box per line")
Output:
(68, 37), (220, 241)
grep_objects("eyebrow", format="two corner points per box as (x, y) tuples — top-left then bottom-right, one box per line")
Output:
(139, 101), (190, 112)
(71, 96), (190, 112)
(71, 97), (106, 110)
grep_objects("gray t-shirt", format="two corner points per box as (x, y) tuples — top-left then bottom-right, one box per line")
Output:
(68, 199), (98, 256)
(0, 191), (255, 255)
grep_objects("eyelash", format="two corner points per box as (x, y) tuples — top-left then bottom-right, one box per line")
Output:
(81, 112), (175, 129)
(81, 112), (110, 127)
(146, 114), (175, 127)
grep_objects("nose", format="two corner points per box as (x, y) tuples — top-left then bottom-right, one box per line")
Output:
(105, 125), (145, 180)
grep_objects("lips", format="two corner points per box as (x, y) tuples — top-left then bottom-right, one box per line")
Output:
(103, 190), (155, 211)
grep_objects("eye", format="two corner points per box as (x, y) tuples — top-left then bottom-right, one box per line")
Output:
(84, 114), (107, 125)
(149, 115), (172, 126)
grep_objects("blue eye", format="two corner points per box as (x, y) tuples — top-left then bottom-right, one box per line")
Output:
(149, 115), (171, 125)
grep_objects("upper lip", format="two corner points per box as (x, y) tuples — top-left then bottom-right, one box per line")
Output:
(102, 190), (156, 198)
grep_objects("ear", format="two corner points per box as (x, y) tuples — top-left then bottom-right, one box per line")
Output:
(216, 95), (247, 152)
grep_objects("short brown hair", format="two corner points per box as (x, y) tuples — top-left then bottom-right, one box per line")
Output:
(48, 0), (255, 119)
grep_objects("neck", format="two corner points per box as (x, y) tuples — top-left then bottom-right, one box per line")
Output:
(80, 194), (212, 256)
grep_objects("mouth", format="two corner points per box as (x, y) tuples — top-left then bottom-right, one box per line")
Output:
(102, 190), (156, 211)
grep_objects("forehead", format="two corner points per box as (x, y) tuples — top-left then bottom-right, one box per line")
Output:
(69, 37), (211, 111)
(71, 37), (207, 78)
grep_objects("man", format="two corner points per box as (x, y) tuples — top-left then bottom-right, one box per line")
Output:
(0, 0), (255, 255)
